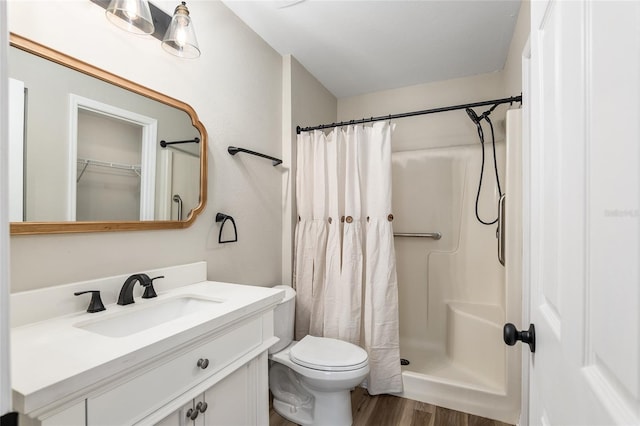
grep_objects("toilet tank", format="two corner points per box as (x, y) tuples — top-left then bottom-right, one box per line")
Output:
(269, 285), (296, 354)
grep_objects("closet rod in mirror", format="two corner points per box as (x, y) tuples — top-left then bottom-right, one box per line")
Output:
(296, 95), (522, 134)
(160, 137), (200, 147)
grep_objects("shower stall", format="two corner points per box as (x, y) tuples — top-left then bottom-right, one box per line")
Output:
(392, 109), (522, 424)
(299, 97), (523, 422)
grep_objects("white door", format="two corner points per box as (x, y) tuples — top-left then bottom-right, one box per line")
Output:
(0, 1), (14, 420)
(525, 0), (640, 424)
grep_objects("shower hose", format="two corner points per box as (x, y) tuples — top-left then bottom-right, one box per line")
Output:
(472, 110), (502, 225)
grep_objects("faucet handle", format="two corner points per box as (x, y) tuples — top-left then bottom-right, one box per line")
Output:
(141, 275), (164, 299)
(74, 290), (106, 313)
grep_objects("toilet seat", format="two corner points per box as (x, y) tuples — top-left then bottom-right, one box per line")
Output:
(289, 335), (368, 372)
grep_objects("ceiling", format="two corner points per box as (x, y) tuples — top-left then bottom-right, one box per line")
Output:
(221, 0), (522, 98)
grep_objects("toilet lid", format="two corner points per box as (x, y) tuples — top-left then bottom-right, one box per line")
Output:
(289, 335), (368, 372)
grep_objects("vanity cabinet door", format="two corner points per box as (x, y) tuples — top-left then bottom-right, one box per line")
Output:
(202, 364), (251, 426)
(202, 353), (269, 426)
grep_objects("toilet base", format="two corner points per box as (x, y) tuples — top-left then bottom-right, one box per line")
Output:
(273, 388), (353, 426)
(273, 398), (313, 425)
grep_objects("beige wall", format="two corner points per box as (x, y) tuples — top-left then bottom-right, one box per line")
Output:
(503, 0), (530, 95)
(281, 55), (337, 285)
(8, 0), (283, 292)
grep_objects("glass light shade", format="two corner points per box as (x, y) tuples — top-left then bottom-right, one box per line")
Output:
(162, 2), (201, 59)
(106, 0), (155, 35)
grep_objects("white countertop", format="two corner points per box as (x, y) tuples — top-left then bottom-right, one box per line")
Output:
(11, 280), (284, 415)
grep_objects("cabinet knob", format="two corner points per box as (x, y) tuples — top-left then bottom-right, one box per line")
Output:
(196, 401), (208, 413)
(197, 358), (209, 369)
(186, 408), (199, 420)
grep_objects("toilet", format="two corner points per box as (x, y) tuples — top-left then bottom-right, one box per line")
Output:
(269, 285), (369, 426)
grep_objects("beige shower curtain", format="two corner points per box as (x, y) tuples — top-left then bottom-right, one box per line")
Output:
(293, 122), (403, 395)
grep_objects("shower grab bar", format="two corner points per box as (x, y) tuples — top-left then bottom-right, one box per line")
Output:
(497, 194), (506, 266)
(173, 194), (183, 221)
(393, 232), (442, 240)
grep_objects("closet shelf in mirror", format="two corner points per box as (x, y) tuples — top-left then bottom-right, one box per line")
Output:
(76, 158), (142, 182)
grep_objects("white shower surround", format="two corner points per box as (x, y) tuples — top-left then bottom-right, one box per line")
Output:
(391, 111), (522, 424)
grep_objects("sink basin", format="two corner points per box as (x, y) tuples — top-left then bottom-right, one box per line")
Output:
(75, 296), (223, 338)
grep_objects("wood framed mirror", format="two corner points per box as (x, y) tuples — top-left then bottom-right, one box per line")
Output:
(8, 33), (207, 235)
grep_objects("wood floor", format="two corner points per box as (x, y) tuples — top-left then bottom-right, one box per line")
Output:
(270, 387), (513, 426)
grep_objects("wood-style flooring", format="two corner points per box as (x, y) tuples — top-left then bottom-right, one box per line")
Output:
(270, 387), (513, 426)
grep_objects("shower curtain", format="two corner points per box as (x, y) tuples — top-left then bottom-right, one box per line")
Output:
(294, 122), (403, 395)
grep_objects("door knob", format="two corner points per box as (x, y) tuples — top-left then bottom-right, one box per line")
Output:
(503, 323), (536, 353)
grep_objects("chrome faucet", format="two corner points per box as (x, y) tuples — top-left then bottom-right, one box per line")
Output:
(117, 274), (165, 305)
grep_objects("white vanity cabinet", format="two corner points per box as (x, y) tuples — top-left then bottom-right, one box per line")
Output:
(20, 315), (272, 426)
(11, 265), (282, 426)
(89, 318), (272, 426)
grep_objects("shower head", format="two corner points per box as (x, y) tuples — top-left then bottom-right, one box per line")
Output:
(172, 194), (182, 203)
(466, 108), (481, 124)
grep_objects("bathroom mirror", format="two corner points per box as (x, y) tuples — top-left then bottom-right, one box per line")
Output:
(8, 33), (207, 235)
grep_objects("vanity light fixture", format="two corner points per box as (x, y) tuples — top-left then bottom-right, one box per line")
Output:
(105, 0), (155, 35)
(162, 2), (201, 59)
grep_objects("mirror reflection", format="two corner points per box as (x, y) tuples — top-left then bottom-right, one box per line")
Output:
(7, 34), (207, 234)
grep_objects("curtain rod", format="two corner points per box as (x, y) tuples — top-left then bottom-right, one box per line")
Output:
(296, 94), (522, 134)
